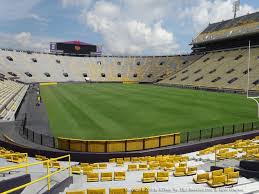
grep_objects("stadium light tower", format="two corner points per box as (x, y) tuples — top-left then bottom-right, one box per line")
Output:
(233, 0), (240, 19)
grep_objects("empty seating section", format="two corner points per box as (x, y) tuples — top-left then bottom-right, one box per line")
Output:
(159, 47), (259, 91)
(193, 12), (259, 44)
(0, 79), (28, 120)
(0, 136), (259, 193)
(0, 49), (201, 83)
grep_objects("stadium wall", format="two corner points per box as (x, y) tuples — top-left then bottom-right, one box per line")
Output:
(57, 133), (180, 152)
(1, 130), (258, 163)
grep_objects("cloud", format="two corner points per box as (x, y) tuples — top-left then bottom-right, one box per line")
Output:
(179, 0), (257, 32)
(0, 32), (62, 52)
(62, 0), (92, 8)
(0, 0), (43, 21)
(82, 0), (178, 55)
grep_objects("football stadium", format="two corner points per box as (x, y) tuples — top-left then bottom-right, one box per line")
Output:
(0, 1), (259, 194)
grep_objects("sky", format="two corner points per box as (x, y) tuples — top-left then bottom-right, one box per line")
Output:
(0, 0), (258, 55)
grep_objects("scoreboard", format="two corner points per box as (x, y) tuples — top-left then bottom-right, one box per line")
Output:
(50, 41), (102, 55)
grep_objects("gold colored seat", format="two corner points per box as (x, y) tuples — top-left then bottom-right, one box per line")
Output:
(131, 187), (149, 194)
(211, 169), (223, 177)
(225, 171), (239, 186)
(101, 172), (113, 181)
(138, 164), (148, 171)
(87, 188), (105, 194)
(82, 166), (93, 175)
(156, 171), (169, 182)
(186, 166), (197, 176)
(114, 171), (126, 181)
(66, 190), (86, 194)
(207, 175), (226, 188)
(87, 172), (99, 182)
(142, 172), (155, 183)
(109, 158), (116, 163)
(116, 160), (124, 167)
(71, 166), (81, 174)
(124, 157), (131, 162)
(109, 188), (127, 194)
(223, 167), (234, 174)
(173, 167), (186, 177)
(98, 163), (107, 169)
(128, 164), (138, 171)
(193, 172), (210, 184)
(164, 162), (174, 171)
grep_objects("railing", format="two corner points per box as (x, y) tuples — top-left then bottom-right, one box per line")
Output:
(0, 153), (29, 174)
(0, 154), (71, 194)
(181, 121), (259, 144)
(17, 113), (259, 152)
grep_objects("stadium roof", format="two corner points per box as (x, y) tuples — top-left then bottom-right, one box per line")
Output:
(192, 11), (259, 44)
(201, 11), (259, 34)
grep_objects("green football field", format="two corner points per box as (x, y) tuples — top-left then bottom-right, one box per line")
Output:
(40, 83), (259, 140)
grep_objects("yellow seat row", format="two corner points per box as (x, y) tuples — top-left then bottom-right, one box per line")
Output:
(87, 171), (126, 182)
(67, 187), (149, 194)
(142, 171), (169, 183)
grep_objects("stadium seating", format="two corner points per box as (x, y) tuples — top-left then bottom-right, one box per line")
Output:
(0, 49), (200, 83)
(0, 79), (28, 121)
(158, 47), (259, 91)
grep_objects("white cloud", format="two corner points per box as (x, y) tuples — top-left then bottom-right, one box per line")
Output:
(83, 0), (178, 55)
(62, 0), (92, 8)
(180, 0), (257, 32)
(0, 32), (62, 52)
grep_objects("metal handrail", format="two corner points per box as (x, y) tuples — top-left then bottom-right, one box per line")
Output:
(0, 154), (71, 194)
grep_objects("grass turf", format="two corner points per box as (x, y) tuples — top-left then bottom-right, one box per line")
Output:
(40, 83), (259, 140)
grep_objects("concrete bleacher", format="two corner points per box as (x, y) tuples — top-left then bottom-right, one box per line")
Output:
(0, 79), (28, 121)
(159, 47), (259, 92)
(0, 49), (201, 83)
(0, 136), (258, 194)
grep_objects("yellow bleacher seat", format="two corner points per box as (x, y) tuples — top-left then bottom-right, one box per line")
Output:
(142, 172), (155, 183)
(131, 157), (140, 163)
(149, 162), (159, 170)
(109, 188), (127, 194)
(12, 156), (24, 163)
(87, 172), (99, 182)
(66, 190), (86, 194)
(178, 162), (187, 167)
(211, 169), (223, 177)
(124, 157), (131, 162)
(82, 166), (93, 175)
(164, 162), (174, 171)
(98, 163), (107, 169)
(186, 166), (197, 176)
(207, 175), (226, 188)
(87, 188), (105, 194)
(90, 163), (99, 169)
(193, 172), (210, 184)
(109, 158), (116, 163)
(101, 172), (113, 181)
(80, 163), (89, 168)
(116, 160), (124, 167)
(225, 171), (239, 186)
(173, 167), (186, 177)
(52, 162), (61, 169)
(71, 166), (81, 174)
(114, 171), (126, 181)
(128, 164), (138, 171)
(131, 187), (149, 194)
(223, 167), (234, 174)
(156, 171), (169, 182)
(138, 164), (148, 171)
